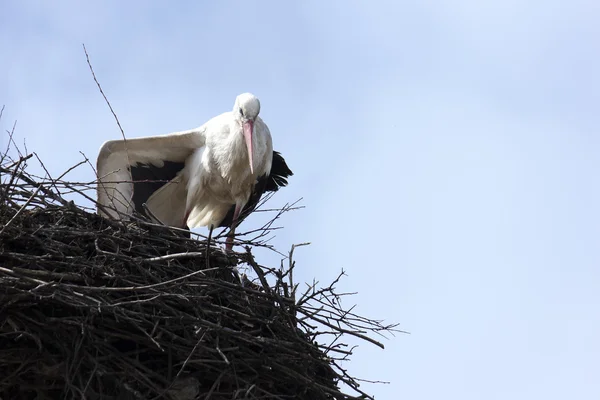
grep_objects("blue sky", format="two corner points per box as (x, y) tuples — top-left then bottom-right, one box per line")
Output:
(2, 1), (599, 398)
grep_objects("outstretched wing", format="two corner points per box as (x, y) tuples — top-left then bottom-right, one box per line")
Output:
(96, 128), (205, 220)
(218, 150), (293, 228)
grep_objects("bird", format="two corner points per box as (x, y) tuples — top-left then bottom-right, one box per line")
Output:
(95, 92), (293, 250)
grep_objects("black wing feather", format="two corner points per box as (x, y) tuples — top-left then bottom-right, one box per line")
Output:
(130, 161), (186, 215)
(130, 161), (191, 238)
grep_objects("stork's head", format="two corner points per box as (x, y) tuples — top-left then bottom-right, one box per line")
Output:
(234, 93), (261, 174)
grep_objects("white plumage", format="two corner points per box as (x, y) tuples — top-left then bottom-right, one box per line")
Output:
(96, 93), (292, 249)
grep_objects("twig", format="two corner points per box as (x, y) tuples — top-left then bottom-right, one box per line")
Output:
(82, 44), (126, 141)
(0, 184), (42, 235)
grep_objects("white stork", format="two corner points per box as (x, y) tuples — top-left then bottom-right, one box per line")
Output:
(96, 93), (293, 250)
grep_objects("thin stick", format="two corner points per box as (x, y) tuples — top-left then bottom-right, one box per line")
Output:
(0, 184), (42, 235)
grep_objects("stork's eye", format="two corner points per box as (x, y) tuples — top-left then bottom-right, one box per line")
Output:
(239, 107), (244, 116)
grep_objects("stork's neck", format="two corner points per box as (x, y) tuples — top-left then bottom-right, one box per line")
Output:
(210, 119), (253, 174)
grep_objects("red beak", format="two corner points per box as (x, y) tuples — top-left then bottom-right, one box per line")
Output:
(243, 120), (254, 174)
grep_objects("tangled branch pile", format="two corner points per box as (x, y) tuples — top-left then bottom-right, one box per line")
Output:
(0, 147), (397, 399)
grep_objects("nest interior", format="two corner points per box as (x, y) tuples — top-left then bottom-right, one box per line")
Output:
(0, 152), (397, 400)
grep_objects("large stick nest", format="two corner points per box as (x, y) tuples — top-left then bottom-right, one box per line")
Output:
(0, 138), (398, 399)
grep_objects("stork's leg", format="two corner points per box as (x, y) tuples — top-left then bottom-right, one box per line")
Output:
(207, 224), (214, 245)
(226, 203), (243, 251)
(205, 224), (214, 267)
